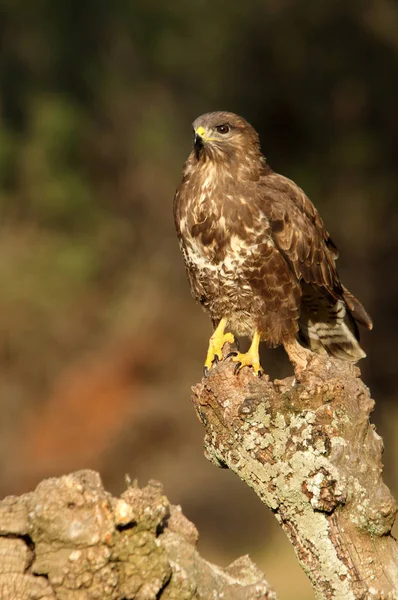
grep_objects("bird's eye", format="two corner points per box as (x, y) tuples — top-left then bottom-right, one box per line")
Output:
(215, 124), (230, 134)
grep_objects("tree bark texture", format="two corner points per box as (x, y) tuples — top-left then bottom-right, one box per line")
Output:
(192, 349), (398, 599)
(0, 470), (275, 600)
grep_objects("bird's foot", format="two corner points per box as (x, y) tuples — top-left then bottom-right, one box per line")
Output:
(204, 331), (235, 375)
(231, 349), (263, 378)
(283, 339), (312, 380)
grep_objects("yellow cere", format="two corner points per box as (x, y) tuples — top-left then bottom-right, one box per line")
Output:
(195, 126), (206, 137)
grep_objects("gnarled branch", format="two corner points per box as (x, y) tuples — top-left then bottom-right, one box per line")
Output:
(192, 351), (398, 599)
(0, 470), (275, 600)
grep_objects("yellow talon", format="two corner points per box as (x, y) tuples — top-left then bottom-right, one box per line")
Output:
(232, 330), (263, 377)
(204, 317), (235, 372)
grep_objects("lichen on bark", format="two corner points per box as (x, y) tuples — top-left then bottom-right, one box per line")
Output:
(1, 350), (397, 599)
(192, 351), (398, 599)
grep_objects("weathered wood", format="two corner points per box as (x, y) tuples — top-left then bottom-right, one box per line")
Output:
(0, 470), (275, 600)
(192, 351), (398, 599)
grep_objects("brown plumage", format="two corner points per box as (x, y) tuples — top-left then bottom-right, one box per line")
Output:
(174, 111), (372, 375)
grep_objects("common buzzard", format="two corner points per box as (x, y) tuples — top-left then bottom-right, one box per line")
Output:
(174, 111), (372, 376)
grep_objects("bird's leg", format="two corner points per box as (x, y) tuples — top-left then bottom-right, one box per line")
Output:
(204, 317), (235, 374)
(231, 330), (263, 377)
(283, 338), (312, 377)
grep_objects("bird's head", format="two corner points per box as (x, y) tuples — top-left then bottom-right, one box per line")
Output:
(192, 111), (261, 165)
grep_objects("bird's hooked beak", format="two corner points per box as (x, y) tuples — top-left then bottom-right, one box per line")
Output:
(194, 126), (206, 158)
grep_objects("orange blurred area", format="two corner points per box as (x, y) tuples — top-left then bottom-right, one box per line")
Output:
(1, 2), (398, 598)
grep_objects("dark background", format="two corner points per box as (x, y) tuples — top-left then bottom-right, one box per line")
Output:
(0, 1), (397, 597)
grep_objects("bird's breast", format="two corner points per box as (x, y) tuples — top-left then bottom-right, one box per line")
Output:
(182, 219), (272, 277)
(178, 174), (272, 274)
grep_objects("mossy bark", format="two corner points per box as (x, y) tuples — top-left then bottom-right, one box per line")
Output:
(192, 351), (398, 599)
(1, 352), (397, 599)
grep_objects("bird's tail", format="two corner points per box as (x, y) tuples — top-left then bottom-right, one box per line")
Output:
(298, 284), (372, 362)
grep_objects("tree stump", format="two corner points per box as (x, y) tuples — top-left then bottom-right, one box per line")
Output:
(192, 351), (398, 599)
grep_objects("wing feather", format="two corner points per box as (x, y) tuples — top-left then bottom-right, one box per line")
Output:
(260, 173), (342, 297)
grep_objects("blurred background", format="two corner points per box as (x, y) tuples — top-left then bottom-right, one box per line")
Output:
(0, 0), (397, 597)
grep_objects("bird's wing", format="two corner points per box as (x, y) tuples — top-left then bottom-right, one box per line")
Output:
(258, 173), (342, 297)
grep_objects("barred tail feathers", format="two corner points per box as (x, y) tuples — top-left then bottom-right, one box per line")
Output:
(298, 285), (368, 362)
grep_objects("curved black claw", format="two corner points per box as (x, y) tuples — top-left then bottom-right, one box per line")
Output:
(234, 362), (242, 376)
(257, 370), (263, 378)
(226, 351), (238, 360)
(213, 354), (219, 365)
(203, 366), (209, 377)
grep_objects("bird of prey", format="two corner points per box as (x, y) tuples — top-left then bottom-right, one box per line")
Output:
(173, 111), (372, 376)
